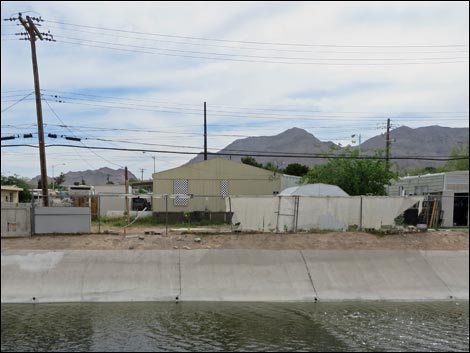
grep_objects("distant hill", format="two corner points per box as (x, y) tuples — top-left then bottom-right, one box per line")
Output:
(188, 126), (469, 171)
(187, 127), (337, 168)
(31, 167), (138, 186)
(358, 125), (469, 169)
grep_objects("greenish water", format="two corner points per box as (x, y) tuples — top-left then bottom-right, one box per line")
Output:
(1, 301), (468, 352)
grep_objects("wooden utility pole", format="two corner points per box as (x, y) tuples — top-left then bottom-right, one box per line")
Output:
(385, 118), (391, 171)
(204, 101), (207, 160)
(18, 15), (49, 206)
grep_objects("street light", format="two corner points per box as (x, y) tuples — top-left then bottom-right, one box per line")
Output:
(51, 163), (66, 190)
(142, 152), (156, 176)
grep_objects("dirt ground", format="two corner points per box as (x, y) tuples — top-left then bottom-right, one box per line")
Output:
(1, 224), (468, 251)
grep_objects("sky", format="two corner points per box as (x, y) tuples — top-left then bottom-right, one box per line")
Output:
(1, 1), (469, 180)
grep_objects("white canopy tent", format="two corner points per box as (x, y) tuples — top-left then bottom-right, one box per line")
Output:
(279, 183), (349, 197)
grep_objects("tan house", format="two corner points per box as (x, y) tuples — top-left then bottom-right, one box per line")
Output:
(152, 158), (300, 221)
(1, 185), (23, 203)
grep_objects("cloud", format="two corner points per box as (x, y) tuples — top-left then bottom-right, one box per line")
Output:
(1, 1), (468, 178)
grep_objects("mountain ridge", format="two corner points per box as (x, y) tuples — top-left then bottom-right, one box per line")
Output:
(188, 125), (469, 170)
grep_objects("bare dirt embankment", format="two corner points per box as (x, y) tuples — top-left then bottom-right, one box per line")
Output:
(1, 225), (468, 251)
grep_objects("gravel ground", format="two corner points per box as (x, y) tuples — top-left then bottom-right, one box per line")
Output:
(1, 226), (468, 251)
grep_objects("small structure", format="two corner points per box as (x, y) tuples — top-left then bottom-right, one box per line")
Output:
(1, 185), (23, 203)
(280, 183), (349, 197)
(152, 158), (300, 222)
(387, 170), (469, 227)
(93, 184), (152, 218)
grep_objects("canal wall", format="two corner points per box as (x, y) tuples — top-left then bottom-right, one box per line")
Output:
(1, 250), (468, 303)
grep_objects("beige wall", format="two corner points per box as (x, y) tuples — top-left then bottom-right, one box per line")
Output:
(95, 185), (129, 217)
(1, 188), (22, 203)
(152, 158), (281, 212)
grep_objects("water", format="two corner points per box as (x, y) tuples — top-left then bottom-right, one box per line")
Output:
(1, 301), (468, 352)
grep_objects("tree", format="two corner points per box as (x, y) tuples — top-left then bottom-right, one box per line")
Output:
(442, 141), (469, 172)
(301, 149), (397, 196)
(1, 175), (33, 202)
(54, 172), (66, 187)
(241, 156), (263, 168)
(263, 162), (282, 173)
(284, 163), (309, 177)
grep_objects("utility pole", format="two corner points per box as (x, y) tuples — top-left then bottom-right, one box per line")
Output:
(204, 101), (207, 160)
(152, 155), (156, 174)
(385, 118), (391, 171)
(139, 168), (145, 181)
(18, 15), (49, 206)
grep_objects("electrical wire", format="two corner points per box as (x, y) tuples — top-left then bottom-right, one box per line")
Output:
(2, 143), (467, 161)
(57, 39), (469, 65)
(1, 91), (34, 112)
(45, 20), (469, 48)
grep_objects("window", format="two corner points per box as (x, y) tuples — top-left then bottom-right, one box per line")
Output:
(173, 179), (189, 206)
(220, 180), (229, 197)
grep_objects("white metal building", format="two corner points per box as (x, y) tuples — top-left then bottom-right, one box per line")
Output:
(387, 171), (469, 227)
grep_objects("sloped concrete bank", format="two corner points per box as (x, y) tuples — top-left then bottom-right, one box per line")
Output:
(1, 250), (468, 303)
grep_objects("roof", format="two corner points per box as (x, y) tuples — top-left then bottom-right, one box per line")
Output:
(1, 185), (23, 192)
(279, 183), (349, 197)
(399, 170), (469, 180)
(153, 157), (279, 179)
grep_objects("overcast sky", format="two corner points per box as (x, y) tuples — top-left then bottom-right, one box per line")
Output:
(1, 1), (469, 179)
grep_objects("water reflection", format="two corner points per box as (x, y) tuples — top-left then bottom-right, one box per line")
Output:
(2, 301), (468, 352)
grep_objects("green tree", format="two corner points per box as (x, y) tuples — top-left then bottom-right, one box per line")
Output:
(1, 175), (33, 202)
(301, 149), (397, 196)
(54, 172), (66, 187)
(442, 141), (469, 172)
(284, 163), (309, 177)
(241, 156), (263, 168)
(263, 162), (282, 173)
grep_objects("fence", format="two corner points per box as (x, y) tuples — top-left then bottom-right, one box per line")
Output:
(1, 202), (91, 237)
(33, 206), (91, 234)
(228, 195), (425, 232)
(1, 203), (31, 237)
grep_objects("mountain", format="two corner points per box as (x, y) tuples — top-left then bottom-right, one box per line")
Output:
(188, 127), (337, 168)
(188, 126), (469, 170)
(358, 125), (469, 169)
(31, 167), (138, 186)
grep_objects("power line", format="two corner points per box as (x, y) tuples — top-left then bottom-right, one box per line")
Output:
(53, 35), (470, 62)
(1, 91), (34, 112)
(2, 143), (467, 161)
(44, 24), (470, 55)
(39, 93), (470, 119)
(40, 98), (470, 122)
(45, 20), (469, 48)
(57, 39), (469, 66)
(0, 89), (34, 94)
(42, 97), (122, 168)
(38, 89), (470, 114)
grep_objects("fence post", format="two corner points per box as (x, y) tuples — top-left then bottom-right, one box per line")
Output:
(31, 188), (35, 237)
(98, 194), (101, 234)
(165, 194), (168, 236)
(295, 196), (299, 232)
(276, 195), (281, 233)
(229, 196), (233, 232)
(359, 196), (363, 230)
